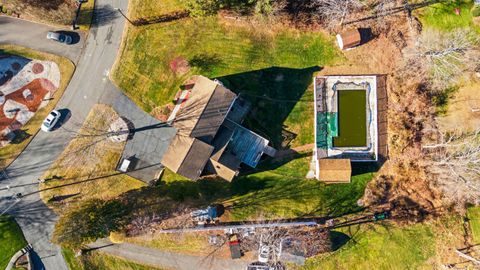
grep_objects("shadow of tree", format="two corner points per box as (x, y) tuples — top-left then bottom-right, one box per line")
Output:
(88, 4), (120, 28)
(330, 231), (351, 251)
(217, 66), (322, 149)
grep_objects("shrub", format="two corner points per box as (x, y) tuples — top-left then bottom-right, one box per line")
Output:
(53, 199), (130, 249)
(254, 0), (274, 15)
(185, 0), (259, 16)
(472, 5), (480, 17)
(185, 0), (223, 16)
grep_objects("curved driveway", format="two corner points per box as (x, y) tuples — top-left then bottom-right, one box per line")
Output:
(0, 0), (128, 269)
(0, 16), (86, 63)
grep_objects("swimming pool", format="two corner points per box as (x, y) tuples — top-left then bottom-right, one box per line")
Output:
(332, 90), (367, 147)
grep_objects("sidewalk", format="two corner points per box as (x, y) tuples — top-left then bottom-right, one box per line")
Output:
(89, 239), (250, 270)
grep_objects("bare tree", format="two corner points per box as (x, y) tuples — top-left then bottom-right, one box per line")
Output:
(424, 129), (480, 208)
(371, 0), (401, 32)
(406, 28), (480, 90)
(313, 0), (364, 29)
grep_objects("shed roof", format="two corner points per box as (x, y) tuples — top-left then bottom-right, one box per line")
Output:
(318, 159), (351, 183)
(336, 29), (361, 50)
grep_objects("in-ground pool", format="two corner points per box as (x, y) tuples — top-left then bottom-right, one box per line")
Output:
(332, 90), (367, 147)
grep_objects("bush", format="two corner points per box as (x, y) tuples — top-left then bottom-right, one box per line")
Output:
(254, 0), (274, 15)
(53, 199), (130, 249)
(472, 5), (480, 17)
(185, 0), (258, 16)
(185, 0), (223, 16)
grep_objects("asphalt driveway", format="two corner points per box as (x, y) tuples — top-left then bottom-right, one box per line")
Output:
(0, 16), (86, 63)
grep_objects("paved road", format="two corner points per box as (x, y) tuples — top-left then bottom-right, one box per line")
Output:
(0, 1), (128, 269)
(89, 239), (250, 270)
(0, 16), (86, 63)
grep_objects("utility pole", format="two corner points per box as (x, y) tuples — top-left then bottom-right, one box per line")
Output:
(117, 8), (135, 26)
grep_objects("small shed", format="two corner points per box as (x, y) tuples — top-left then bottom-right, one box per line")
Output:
(318, 159), (351, 183)
(336, 29), (361, 50)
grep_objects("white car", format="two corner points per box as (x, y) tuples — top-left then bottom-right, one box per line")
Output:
(258, 245), (270, 263)
(41, 110), (61, 132)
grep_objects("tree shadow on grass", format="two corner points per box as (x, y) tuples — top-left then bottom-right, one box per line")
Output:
(217, 66), (322, 149)
(330, 231), (351, 251)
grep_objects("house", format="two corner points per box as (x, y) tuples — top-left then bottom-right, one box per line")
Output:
(162, 76), (276, 181)
(313, 75), (388, 183)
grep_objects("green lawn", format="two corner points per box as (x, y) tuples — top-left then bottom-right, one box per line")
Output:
(467, 206), (480, 244)
(416, 0), (478, 31)
(62, 249), (166, 270)
(301, 216), (464, 270)
(226, 157), (376, 220)
(113, 16), (341, 147)
(161, 156), (376, 221)
(128, 0), (185, 20)
(0, 216), (27, 270)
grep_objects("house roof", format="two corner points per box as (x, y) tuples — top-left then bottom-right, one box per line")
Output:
(318, 159), (351, 183)
(161, 135), (214, 180)
(336, 29), (361, 50)
(173, 75), (237, 144)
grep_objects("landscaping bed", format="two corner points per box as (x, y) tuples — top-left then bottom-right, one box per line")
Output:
(0, 45), (75, 170)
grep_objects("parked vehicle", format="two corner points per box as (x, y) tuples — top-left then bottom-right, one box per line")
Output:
(190, 204), (224, 225)
(228, 234), (242, 259)
(246, 262), (274, 270)
(258, 245), (270, 263)
(41, 110), (61, 132)
(46, 31), (72, 44)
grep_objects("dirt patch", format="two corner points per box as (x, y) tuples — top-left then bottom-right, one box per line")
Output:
(1, 0), (77, 25)
(437, 81), (480, 133)
(169, 56), (190, 75)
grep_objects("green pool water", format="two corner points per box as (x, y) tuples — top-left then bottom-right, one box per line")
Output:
(332, 90), (367, 147)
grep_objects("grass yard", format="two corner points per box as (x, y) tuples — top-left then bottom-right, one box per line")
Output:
(113, 16), (340, 147)
(161, 155), (376, 221)
(0, 216), (27, 270)
(467, 206), (480, 244)
(128, 0), (185, 20)
(62, 249), (166, 270)
(437, 82), (480, 133)
(416, 0), (478, 31)
(125, 233), (212, 256)
(225, 156), (376, 220)
(77, 0), (95, 30)
(0, 45), (75, 170)
(40, 104), (145, 212)
(300, 216), (465, 270)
